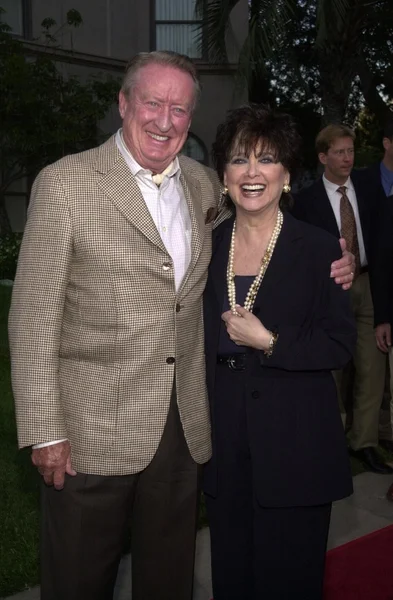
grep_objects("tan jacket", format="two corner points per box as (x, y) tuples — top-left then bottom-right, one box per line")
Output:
(9, 135), (222, 475)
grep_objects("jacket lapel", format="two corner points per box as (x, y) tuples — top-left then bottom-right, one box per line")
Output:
(177, 165), (205, 297)
(211, 217), (234, 305)
(95, 136), (166, 252)
(253, 213), (304, 316)
(351, 173), (369, 237)
(313, 179), (341, 237)
(209, 213), (304, 315)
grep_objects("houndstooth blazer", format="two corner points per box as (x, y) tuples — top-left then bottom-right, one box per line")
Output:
(9, 135), (223, 476)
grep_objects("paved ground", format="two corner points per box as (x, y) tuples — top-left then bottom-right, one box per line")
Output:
(4, 472), (393, 600)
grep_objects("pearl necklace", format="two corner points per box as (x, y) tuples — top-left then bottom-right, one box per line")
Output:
(227, 210), (283, 315)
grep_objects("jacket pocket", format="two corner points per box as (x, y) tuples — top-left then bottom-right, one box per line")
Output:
(59, 358), (120, 457)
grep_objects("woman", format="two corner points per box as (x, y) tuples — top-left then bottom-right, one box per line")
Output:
(203, 104), (356, 600)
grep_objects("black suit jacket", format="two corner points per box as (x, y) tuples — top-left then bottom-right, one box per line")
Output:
(292, 173), (376, 259)
(292, 172), (392, 325)
(359, 162), (386, 200)
(203, 213), (356, 507)
(356, 164), (393, 325)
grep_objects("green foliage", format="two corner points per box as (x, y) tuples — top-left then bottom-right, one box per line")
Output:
(198, 0), (393, 126)
(355, 108), (384, 168)
(0, 233), (22, 279)
(0, 287), (40, 598)
(67, 8), (83, 27)
(0, 9), (120, 232)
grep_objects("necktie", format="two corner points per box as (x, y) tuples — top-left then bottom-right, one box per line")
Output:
(337, 185), (361, 277)
(152, 162), (174, 186)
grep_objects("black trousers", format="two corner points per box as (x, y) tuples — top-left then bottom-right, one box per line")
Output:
(205, 364), (332, 600)
(40, 388), (200, 600)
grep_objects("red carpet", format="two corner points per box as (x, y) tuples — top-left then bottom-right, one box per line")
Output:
(323, 524), (393, 600)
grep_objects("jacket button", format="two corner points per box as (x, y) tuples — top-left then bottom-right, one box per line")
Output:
(251, 390), (260, 399)
(166, 357), (175, 364)
(176, 303), (181, 312)
(162, 262), (172, 271)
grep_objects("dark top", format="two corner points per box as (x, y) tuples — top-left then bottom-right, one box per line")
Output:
(218, 275), (254, 354)
(203, 212), (356, 508)
(355, 165), (393, 325)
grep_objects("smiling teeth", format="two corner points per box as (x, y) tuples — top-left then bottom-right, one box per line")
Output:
(149, 133), (169, 141)
(242, 184), (265, 191)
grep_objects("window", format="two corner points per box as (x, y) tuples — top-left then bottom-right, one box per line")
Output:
(153, 0), (206, 60)
(181, 133), (208, 165)
(1, 0), (30, 37)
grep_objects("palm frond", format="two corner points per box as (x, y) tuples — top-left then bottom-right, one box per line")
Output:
(315, 0), (350, 47)
(195, 0), (240, 62)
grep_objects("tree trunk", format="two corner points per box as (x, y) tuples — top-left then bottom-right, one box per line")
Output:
(357, 55), (392, 127)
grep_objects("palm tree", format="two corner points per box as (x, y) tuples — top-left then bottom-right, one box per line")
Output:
(196, 0), (393, 125)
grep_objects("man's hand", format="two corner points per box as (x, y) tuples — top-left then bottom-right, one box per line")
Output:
(375, 323), (392, 353)
(31, 440), (76, 490)
(330, 238), (355, 291)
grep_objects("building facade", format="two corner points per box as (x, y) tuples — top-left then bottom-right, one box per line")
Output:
(1, 0), (248, 230)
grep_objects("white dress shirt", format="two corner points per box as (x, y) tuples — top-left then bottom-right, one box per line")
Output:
(34, 130), (191, 449)
(322, 174), (367, 266)
(116, 129), (191, 291)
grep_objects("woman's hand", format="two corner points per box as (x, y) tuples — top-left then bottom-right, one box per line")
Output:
(222, 305), (271, 350)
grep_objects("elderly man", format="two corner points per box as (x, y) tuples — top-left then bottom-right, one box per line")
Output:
(9, 51), (354, 600)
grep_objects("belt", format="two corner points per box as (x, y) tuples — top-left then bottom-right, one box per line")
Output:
(217, 353), (247, 371)
(359, 266), (369, 275)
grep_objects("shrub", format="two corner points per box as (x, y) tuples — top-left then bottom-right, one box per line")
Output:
(0, 234), (22, 280)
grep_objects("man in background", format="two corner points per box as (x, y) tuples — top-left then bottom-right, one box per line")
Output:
(293, 124), (392, 475)
(361, 119), (393, 455)
(362, 117), (393, 498)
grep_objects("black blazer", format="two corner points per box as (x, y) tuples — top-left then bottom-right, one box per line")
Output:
(358, 162), (386, 202)
(203, 213), (356, 507)
(292, 172), (392, 325)
(292, 173), (377, 259)
(356, 165), (393, 325)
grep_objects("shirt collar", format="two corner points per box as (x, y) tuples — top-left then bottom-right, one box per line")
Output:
(323, 173), (353, 194)
(116, 128), (181, 182)
(380, 160), (393, 179)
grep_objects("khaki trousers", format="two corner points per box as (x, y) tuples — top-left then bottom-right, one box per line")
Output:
(334, 272), (386, 450)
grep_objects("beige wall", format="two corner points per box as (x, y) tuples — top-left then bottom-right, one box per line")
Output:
(5, 0), (249, 230)
(28, 0), (248, 160)
(192, 70), (247, 162)
(31, 1), (151, 59)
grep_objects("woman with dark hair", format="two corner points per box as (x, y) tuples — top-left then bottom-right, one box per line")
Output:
(203, 103), (356, 600)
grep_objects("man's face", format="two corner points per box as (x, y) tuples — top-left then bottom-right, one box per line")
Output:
(318, 136), (355, 184)
(119, 63), (195, 173)
(383, 136), (393, 164)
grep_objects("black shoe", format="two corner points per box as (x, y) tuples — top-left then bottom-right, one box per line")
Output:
(348, 446), (393, 474)
(379, 439), (393, 454)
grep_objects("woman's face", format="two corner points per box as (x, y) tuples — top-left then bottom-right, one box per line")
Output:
(224, 144), (289, 218)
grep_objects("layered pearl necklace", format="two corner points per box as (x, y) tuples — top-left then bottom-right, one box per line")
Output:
(227, 210), (283, 315)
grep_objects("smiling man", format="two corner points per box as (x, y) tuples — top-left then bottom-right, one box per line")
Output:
(9, 54), (354, 600)
(9, 51), (222, 600)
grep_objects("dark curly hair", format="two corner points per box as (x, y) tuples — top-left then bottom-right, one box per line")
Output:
(212, 103), (302, 209)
